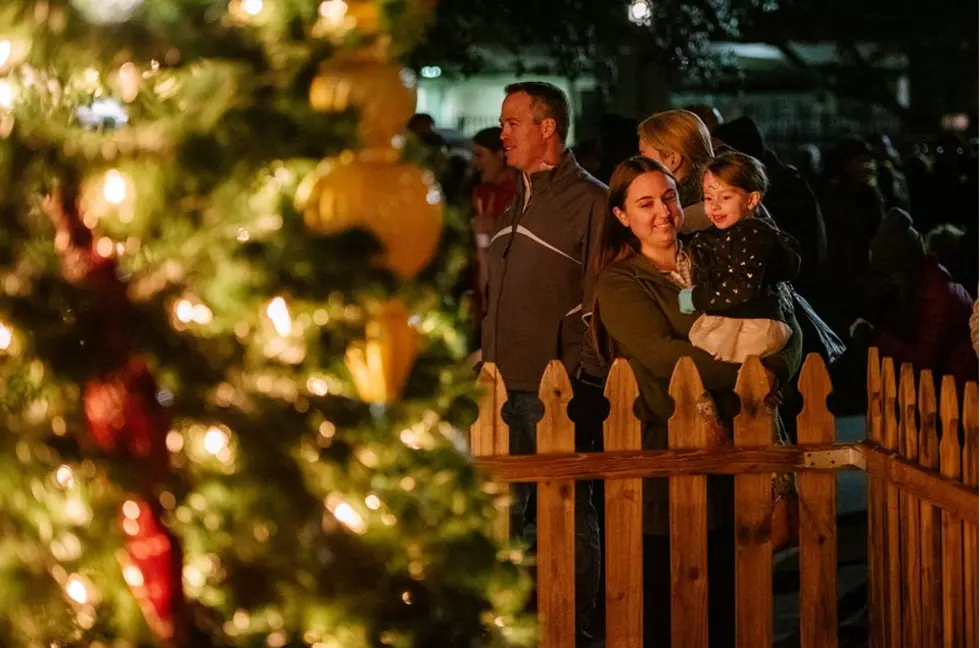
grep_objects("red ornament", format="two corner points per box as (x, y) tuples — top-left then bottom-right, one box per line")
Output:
(83, 358), (171, 482)
(118, 500), (186, 642)
(46, 185), (187, 639)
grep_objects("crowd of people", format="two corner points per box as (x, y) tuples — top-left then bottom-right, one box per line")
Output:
(410, 83), (978, 646)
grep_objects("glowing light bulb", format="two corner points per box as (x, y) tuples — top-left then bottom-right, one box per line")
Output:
(102, 169), (127, 205)
(175, 298), (195, 323)
(54, 464), (74, 488)
(0, 41), (11, 68)
(65, 574), (91, 605)
(266, 297), (292, 336)
(122, 564), (144, 587)
(306, 376), (329, 397)
(192, 303), (213, 325)
(0, 322), (11, 350)
(203, 426), (229, 456)
(166, 430), (184, 452)
(326, 494), (366, 534)
(628, 0), (653, 25)
(318, 0), (348, 24)
(0, 80), (15, 109)
(365, 494), (381, 510)
(241, 0), (263, 15)
(331, 502), (366, 533)
(122, 500), (141, 520)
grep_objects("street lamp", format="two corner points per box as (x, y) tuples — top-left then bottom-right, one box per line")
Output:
(628, 0), (653, 26)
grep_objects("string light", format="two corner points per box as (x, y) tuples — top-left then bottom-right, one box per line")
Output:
(203, 425), (230, 456)
(122, 500), (141, 520)
(306, 376), (329, 397)
(0, 80), (15, 109)
(628, 0), (653, 26)
(122, 564), (144, 588)
(116, 62), (140, 102)
(241, 0), (264, 15)
(266, 297), (292, 336)
(0, 41), (10, 68)
(102, 169), (128, 205)
(174, 297), (213, 325)
(318, 0), (348, 25)
(325, 494), (366, 534)
(0, 322), (12, 350)
(54, 464), (75, 488)
(65, 574), (93, 605)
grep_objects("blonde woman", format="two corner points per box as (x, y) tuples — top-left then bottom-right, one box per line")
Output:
(637, 109), (719, 233)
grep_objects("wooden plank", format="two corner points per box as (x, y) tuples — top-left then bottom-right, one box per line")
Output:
(917, 370), (942, 648)
(667, 357), (709, 648)
(796, 354), (838, 648)
(881, 357), (904, 643)
(470, 363), (510, 542)
(899, 363), (922, 648)
(474, 444), (860, 482)
(963, 383), (979, 647)
(939, 376), (964, 648)
(602, 359), (643, 648)
(536, 360), (576, 648)
(859, 446), (979, 523)
(733, 356), (774, 647)
(867, 347), (887, 648)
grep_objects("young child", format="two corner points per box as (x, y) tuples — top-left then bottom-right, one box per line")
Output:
(677, 152), (801, 363)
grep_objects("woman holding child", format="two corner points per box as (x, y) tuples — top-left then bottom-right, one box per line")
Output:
(592, 148), (804, 645)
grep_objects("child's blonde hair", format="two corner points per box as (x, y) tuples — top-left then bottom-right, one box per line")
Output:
(637, 109), (714, 172)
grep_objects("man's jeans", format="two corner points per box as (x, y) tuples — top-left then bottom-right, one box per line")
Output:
(501, 384), (603, 641)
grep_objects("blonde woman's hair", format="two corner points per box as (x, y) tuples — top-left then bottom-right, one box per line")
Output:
(637, 109), (714, 174)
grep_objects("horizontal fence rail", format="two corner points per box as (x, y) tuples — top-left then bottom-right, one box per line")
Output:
(469, 349), (980, 648)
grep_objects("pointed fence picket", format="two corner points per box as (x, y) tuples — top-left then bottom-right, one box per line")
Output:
(862, 354), (979, 648)
(796, 354), (838, 648)
(469, 350), (979, 647)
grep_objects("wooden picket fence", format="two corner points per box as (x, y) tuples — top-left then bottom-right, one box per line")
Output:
(470, 349), (980, 648)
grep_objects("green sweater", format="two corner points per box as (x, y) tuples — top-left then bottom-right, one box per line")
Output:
(596, 252), (803, 429)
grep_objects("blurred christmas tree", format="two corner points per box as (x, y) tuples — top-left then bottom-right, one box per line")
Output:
(0, 1), (531, 646)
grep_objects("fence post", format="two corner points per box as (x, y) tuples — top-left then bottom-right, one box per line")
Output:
(470, 362), (511, 543)
(667, 357), (709, 648)
(536, 360), (576, 648)
(603, 359), (643, 648)
(866, 347), (887, 647)
(939, 376), (964, 648)
(882, 358), (904, 641)
(899, 363), (923, 648)
(917, 370), (942, 648)
(962, 383), (979, 645)
(733, 356), (774, 647)
(796, 353), (838, 648)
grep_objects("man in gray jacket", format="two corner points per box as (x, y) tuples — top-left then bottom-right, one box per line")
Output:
(482, 81), (605, 644)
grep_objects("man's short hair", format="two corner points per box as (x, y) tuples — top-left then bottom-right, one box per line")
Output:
(504, 81), (570, 144)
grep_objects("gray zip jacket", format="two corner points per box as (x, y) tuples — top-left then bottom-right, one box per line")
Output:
(481, 151), (607, 392)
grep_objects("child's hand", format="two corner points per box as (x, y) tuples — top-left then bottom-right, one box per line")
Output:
(678, 287), (695, 315)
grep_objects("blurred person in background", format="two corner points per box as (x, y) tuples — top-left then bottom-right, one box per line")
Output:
(869, 133), (911, 212)
(470, 127), (517, 327)
(637, 109), (718, 232)
(851, 208), (976, 387)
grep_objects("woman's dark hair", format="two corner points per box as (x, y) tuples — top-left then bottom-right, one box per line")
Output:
(590, 155), (677, 366)
(703, 151), (769, 196)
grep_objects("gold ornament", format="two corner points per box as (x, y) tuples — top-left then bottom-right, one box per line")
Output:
(301, 153), (443, 279)
(345, 299), (419, 404)
(309, 56), (417, 149)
